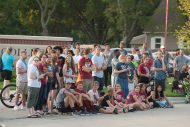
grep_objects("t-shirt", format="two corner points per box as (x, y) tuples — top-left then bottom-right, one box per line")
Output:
(92, 54), (105, 78)
(175, 55), (190, 72)
(103, 51), (113, 67)
(64, 67), (74, 83)
(38, 63), (47, 85)
(28, 64), (41, 88)
(73, 55), (82, 65)
(126, 91), (139, 104)
(139, 91), (147, 102)
(153, 59), (166, 80)
(57, 56), (65, 77)
(100, 95), (115, 107)
(74, 88), (86, 94)
(56, 88), (66, 107)
(88, 89), (100, 104)
(119, 49), (128, 55)
(16, 59), (27, 82)
(47, 64), (59, 84)
(115, 62), (129, 79)
(128, 62), (136, 81)
(79, 57), (93, 79)
(111, 57), (119, 72)
(2, 53), (15, 71)
(27, 56), (34, 67)
(115, 91), (124, 103)
(138, 63), (149, 75)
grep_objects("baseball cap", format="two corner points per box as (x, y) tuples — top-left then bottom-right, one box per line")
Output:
(160, 45), (165, 49)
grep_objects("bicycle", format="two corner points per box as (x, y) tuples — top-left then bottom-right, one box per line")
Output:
(0, 84), (22, 108)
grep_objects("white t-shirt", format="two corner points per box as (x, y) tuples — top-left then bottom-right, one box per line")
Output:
(92, 54), (105, 78)
(16, 59), (28, 82)
(73, 55), (82, 65)
(133, 54), (140, 61)
(88, 89), (100, 103)
(27, 56), (34, 67)
(27, 64), (41, 88)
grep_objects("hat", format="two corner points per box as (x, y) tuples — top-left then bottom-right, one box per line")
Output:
(160, 45), (165, 49)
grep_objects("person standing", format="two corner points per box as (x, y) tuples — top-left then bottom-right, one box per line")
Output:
(92, 46), (107, 91)
(111, 49), (120, 88)
(79, 48), (94, 92)
(173, 49), (190, 80)
(53, 46), (65, 88)
(153, 51), (167, 91)
(119, 41), (128, 55)
(14, 50), (28, 110)
(114, 55), (129, 98)
(27, 57), (45, 118)
(103, 43), (113, 87)
(1, 47), (16, 98)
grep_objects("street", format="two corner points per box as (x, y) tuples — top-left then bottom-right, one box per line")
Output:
(0, 103), (190, 127)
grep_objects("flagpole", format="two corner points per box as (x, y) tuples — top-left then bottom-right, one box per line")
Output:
(164, 0), (169, 49)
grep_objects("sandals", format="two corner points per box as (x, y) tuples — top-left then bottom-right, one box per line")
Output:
(123, 106), (129, 113)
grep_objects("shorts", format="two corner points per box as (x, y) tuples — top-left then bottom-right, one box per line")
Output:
(16, 80), (28, 95)
(1, 70), (12, 80)
(83, 79), (93, 92)
(27, 87), (40, 108)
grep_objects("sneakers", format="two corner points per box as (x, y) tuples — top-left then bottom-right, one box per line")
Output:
(20, 105), (26, 110)
(13, 105), (19, 111)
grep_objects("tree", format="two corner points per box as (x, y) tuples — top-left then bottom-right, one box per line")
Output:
(176, 0), (190, 48)
(35, 0), (58, 36)
(105, 0), (161, 47)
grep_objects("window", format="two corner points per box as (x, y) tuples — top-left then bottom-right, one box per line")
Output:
(155, 38), (161, 48)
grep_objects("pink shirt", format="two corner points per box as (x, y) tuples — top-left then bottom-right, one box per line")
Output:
(126, 91), (140, 104)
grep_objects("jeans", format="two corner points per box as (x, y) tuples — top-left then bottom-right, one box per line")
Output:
(116, 77), (129, 98)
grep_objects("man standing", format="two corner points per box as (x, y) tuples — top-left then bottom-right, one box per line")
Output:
(79, 48), (93, 92)
(103, 43), (113, 87)
(160, 45), (170, 68)
(92, 46), (107, 91)
(14, 50), (28, 110)
(153, 51), (167, 91)
(119, 41), (128, 55)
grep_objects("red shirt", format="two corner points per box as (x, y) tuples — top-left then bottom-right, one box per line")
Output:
(38, 63), (47, 85)
(126, 91), (140, 104)
(138, 63), (149, 75)
(115, 91), (124, 103)
(139, 91), (147, 102)
(74, 88), (86, 94)
(79, 57), (93, 79)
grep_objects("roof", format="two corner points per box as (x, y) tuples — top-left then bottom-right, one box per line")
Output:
(130, 34), (147, 45)
(144, 0), (186, 33)
(0, 35), (73, 41)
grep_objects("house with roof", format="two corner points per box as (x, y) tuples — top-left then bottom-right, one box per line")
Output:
(130, 0), (186, 51)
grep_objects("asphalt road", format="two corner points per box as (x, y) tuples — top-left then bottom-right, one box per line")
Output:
(0, 103), (190, 127)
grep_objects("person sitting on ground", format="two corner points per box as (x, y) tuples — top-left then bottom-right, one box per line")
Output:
(88, 81), (104, 113)
(56, 82), (80, 114)
(74, 81), (95, 114)
(114, 84), (125, 104)
(126, 84), (149, 111)
(154, 84), (173, 108)
(146, 85), (160, 108)
(139, 83), (153, 109)
(99, 88), (128, 114)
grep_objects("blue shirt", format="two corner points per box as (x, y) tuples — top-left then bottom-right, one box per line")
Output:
(2, 53), (15, 71)
(154, 59), (166, 80)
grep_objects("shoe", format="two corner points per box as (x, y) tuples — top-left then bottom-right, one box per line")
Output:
(20, 105), (26, 110)
(113, 108), (118, 114)
(13, 105), (19, 111)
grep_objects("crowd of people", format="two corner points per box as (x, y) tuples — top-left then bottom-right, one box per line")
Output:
(1, 41), (190, 118)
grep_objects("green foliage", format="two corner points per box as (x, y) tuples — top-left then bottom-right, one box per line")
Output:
(0, 0), (160, 45)
(176, 0), (190, 49)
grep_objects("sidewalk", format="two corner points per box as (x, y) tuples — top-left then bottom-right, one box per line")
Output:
(168, 97), (185, 104)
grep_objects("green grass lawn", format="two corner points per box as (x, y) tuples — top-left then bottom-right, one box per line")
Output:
(0, 71), (183, 97)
